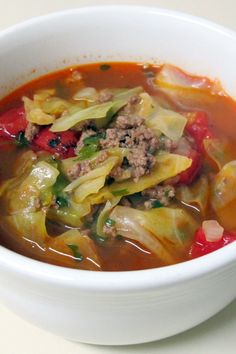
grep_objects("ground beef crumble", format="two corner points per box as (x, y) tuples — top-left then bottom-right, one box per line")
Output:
(74, 95), (177, 182)
(102, 224), (117, 237)
(121, 95), (141, 115)
(100, 113), (159, 181)
(67, 151), (108, 180)
(24, 122), (40, 142)
(142, 185), (175, 208)
(98, 90), (113, 103)
(67, 160), (90, 180)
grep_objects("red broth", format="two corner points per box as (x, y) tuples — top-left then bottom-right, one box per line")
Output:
(0, 62), (236, 271)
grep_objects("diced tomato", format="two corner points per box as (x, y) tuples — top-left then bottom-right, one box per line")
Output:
(185, 111), (213, 150)
(0, 106), (28, 138)
(178, 149), (201, 185)
(34, 127), (77, 159)
(189, 227), (236, 259)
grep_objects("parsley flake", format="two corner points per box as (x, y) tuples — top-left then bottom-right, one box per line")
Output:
(77, 144), (98, 160)
(100, 64), (111, 71)
(56, 196), (68, 208)
(152, 200), (163, 208)
(15, 131), (29, 147)
(67, 244), (84, 262)
(105, 218), (116, 228)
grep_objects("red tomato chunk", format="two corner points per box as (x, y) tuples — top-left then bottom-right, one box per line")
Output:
(0, 106), (27, 138)
(178, 149), (201, 185)
(185, 111), (213, 150)
(34, 127), (77, 159)
(189, 227), (236, 259)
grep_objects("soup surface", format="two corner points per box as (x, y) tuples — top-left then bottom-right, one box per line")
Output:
(1, 62), (236, 271)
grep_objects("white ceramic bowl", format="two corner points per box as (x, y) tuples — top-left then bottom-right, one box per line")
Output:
(0, 6), (236, 346)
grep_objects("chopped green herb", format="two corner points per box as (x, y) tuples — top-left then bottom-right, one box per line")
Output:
(56, 196), (68, 208)
(15, 131), (29, 147)
(83, 132), (106, 146)
(48, 138), (59, 148)
(105, 218), (116, 228)
(91, 231), (107, 244)
(152, 200), (163, 208)
(67, 244), (84, 262)
(100, 64), (111, 71)
(116, 235), (123, 241)
(111, 189), (129, 197)
(52, 174), (69, 194)
(77, 144), (98, 161)
(77, 132), (106, 160)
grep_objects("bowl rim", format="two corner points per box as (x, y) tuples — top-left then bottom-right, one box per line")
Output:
(1, 4), (236, 42)
(1, 5), (236, 293)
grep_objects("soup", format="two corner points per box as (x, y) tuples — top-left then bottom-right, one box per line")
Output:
(0, 62), (236, 271)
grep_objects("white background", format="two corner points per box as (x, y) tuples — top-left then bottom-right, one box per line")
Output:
(0, 1), (236, 353)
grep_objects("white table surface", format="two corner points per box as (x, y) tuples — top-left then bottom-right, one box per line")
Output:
(1, 1), (236, 353)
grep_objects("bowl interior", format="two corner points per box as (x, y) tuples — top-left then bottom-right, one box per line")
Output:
(1, 6), (236, 289)
(1, 6), (236, 98)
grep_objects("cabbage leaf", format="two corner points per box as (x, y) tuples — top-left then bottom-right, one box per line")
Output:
(211, 160), (236, 230)
(176, 175), (209, 216)
(137, 92), (156, 118)
(146, 106), (187, 141)
(23, 96), (56, 125)
(203, 138), (236, 171)
(2, 161), (59, 214)
(112, 86), (143, 100)
(110, 206), (198, 264)
(89, 153), (192, 205)
(96, 197), (121, 237)
(48, 229), (101, 270)
(73, 87), (99, 102)
(0, 210), (48, 246)
(50, 99), (127, 132)
(64, 156), (120, 193)
(47, 199), (91, 227)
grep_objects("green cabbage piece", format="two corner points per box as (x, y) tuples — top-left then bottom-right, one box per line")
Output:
(96, 197), (121, 237)
(2, 161), (59, 214)
(73, 87), (99, 102)
(23, 96), (56, 125)
(146, 106), (187, 141)
(50, 86), (144, 132)
(203, 138), (236, 171)
(176, 175), (209, 216)
(0, 210), (48, 247)
(112, 86), (143, 100)
(61, 147), (128, 182)
(211, 160), (236, 230)
(47, 199), (91, 228)
(137, 92), (156, 118)
(50, 101), (113, 132)
(74, 176), (107, 204)
(88, 153), (192, 205)
(48, 229), (101, 270)
(0, 213), (100, 269)
(110, 205), (198, 264)
(41, 96), (71, 115)
(64, 156), (120, 192)
(0, 150), (37, 198)
(50, 99), (128, 132)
